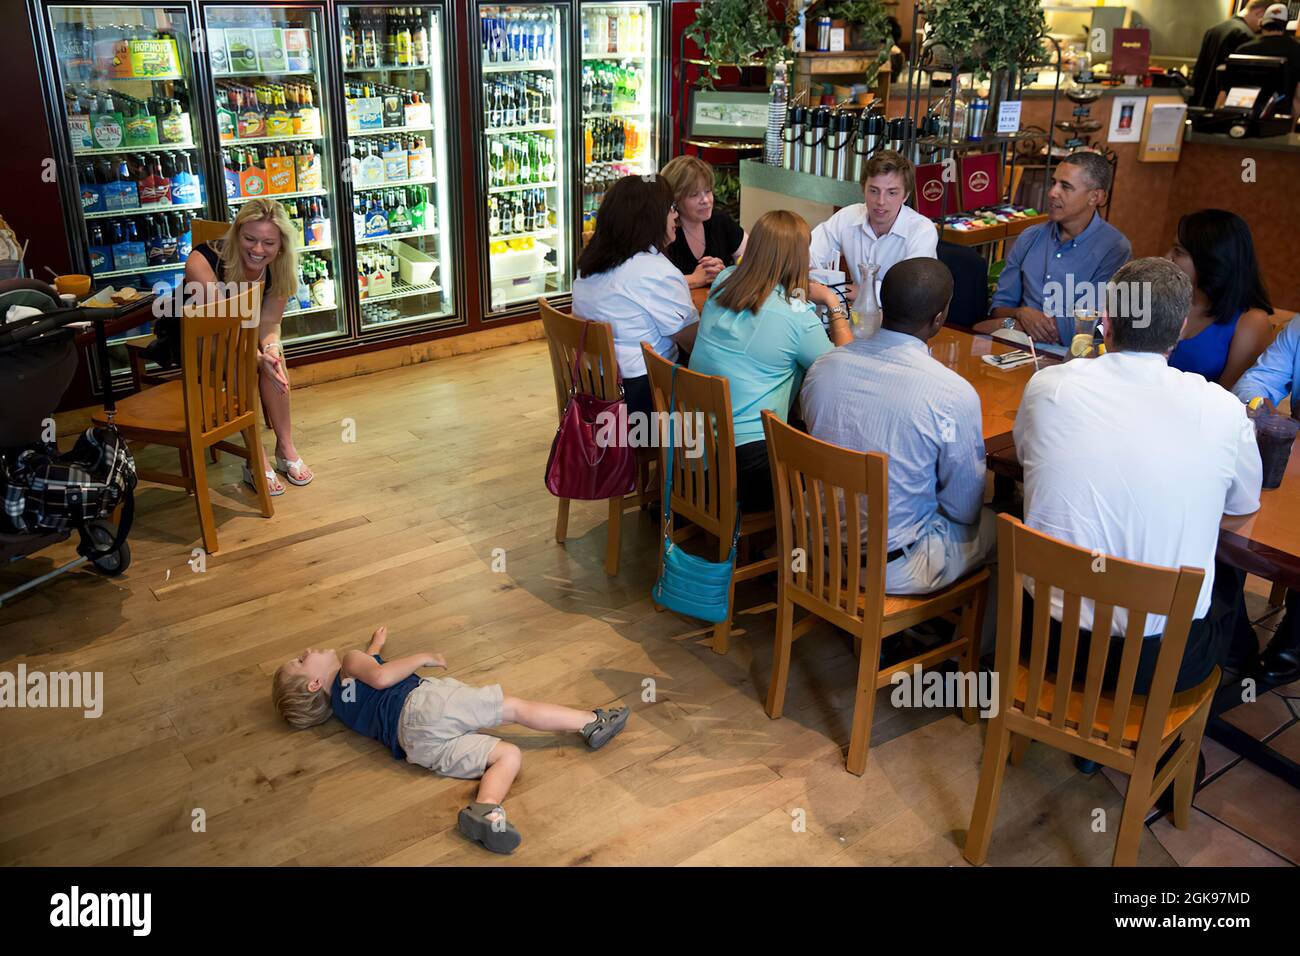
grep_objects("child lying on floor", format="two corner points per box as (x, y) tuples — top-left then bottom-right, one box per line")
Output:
(272, 625), (629, 854)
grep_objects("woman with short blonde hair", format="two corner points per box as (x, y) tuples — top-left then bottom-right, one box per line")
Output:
(688, 210), (850, 511)
(183, 197), (313, 495)
(658, 155), (748, 290)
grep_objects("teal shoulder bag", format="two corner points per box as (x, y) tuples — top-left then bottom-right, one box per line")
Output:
(651, 364), (741, 624)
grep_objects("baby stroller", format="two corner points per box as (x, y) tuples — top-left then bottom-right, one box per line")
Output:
(0, 279), (136, 606)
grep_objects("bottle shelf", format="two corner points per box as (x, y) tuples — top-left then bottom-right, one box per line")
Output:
(355, 228), (438, 246)
(361, 276), (442, 303)
(482, 61), (557, 74)
(484, 123), (557, 135)
(285, 302), (337, 317)
(489, 180), (558, 194)
(582, 108), (649, 118)
(295, 242), (334, 254)
(488, 227), (557, 243)
(74, 143), (198, 156)
(346, 123), (435, 137)
(354, 175), (437, 192)
(212, 69), (318, 79)
(229, 188), (327, 204)
(221, 132), (325, 147)
(84, 201), (206, 220)
(344, 65), (433, 74)
(76, 72), (186, 83)
(92, 261), (187, 280)
(582, 53), (648, 61)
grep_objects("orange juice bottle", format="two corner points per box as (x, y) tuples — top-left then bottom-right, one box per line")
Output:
(584, 123), (593, 165)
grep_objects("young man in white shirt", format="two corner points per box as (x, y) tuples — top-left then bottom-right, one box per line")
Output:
(1014, 257), (1262, 703)
(808, 149), (937, 298)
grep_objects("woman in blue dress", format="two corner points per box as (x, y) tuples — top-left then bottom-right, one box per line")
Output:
(1165, 209), (1272, 389)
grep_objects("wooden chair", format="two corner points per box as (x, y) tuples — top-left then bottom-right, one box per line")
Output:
(643, 344), (778, 654)
(762, 411), (989, 775)
(964, 514), (1218, 867)
(539, 298), (653, 576)
(126, 218), (231, 393)
(92, 284), (274, 554)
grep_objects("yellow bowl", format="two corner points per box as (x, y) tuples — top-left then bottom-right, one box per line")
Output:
(55, 274), (92, 298)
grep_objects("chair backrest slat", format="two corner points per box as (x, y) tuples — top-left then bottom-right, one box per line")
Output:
(1052, 591), (1083, 727)
(995, 514), (1206, 756)
(1106, 613), (1150, 746)
(827, 485), (843, 612)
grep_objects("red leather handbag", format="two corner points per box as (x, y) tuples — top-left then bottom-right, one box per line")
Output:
(544, 321), (637, 500)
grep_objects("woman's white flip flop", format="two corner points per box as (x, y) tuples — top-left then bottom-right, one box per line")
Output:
(274, 456), (313, 486)
(243, 464), (285, 496)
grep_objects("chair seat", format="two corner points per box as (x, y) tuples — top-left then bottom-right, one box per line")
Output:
(852, 566), (990, 620)
(91, 379), (185, 435)
(1013, 664), (1217, 746)
(740, 509), (775, 536)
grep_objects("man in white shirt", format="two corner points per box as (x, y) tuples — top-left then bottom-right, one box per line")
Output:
(808, 149), (937, 296)
(1014, 257), (1262, 696)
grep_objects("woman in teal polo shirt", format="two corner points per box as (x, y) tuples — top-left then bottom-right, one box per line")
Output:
(689, 210), (852, 511)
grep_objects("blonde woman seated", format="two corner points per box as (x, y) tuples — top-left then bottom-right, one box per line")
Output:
(688, 210), (851, 512)
(659, 155), (748, 290)
(182, 197), (313, 496)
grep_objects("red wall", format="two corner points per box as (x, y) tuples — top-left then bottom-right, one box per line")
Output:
(0, 2), (73, 278)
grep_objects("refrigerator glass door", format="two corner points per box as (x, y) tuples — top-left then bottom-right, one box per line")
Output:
(478, 3), (570, 315)
(578, 2), (660, 248)
(203, 3), (343, 346)
(47, 5), (213, 304)
(340, 3), (455, 331)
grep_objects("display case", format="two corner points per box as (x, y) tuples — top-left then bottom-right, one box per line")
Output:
(339, 2), (457, 333)
(474, 2), (571, 316)
(578, 1), (661, 247)
(42, 4), (215, 304)
(201, 2), (343, 345)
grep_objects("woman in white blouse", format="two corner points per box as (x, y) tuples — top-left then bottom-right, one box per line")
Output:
(570, 175), (699, 418)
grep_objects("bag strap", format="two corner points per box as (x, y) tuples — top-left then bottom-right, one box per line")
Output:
(661, 364), (678, 537)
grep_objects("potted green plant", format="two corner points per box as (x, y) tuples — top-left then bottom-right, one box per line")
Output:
(919, 0), (1047, 77)
(686, 0), (787, 89)
(920, 0), (1048, 137)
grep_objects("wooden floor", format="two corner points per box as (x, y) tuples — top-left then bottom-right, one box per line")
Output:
(0, 339), (1292, 866)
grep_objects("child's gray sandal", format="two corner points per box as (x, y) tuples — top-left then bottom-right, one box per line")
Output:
(581, 707), (629, 750)
(458, 802), (522, 855)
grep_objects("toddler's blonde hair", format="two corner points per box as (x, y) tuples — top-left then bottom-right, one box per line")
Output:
(272, 665), (333, 729)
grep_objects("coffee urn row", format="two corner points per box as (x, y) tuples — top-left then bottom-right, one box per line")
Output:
(779, 107), (944, 179)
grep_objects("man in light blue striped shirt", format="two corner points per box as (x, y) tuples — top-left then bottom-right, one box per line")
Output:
(801, 258), (995, 595)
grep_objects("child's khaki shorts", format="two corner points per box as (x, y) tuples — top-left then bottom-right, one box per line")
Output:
(397, 678), (504, 779)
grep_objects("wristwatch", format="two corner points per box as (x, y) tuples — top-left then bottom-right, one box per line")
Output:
(1001, 317), (1018, 331)
(827, 307), (848, 323)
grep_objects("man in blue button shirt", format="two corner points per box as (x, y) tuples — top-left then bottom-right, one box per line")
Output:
(974, 151), (1131, 346)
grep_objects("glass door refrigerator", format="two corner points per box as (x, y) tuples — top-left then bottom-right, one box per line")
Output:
(38, 4), (216, 302)
(474, 2), (572, 317)
(337, 3), (457, 334)
(199, 2), (343, 347)
(577, 2), (662, 248)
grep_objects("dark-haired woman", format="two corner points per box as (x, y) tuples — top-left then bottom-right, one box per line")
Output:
(570, 175), (699, 418)
(1166, 209), (1272, 389)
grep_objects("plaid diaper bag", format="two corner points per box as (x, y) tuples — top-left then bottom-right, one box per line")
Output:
(2, 426), (137, 543)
